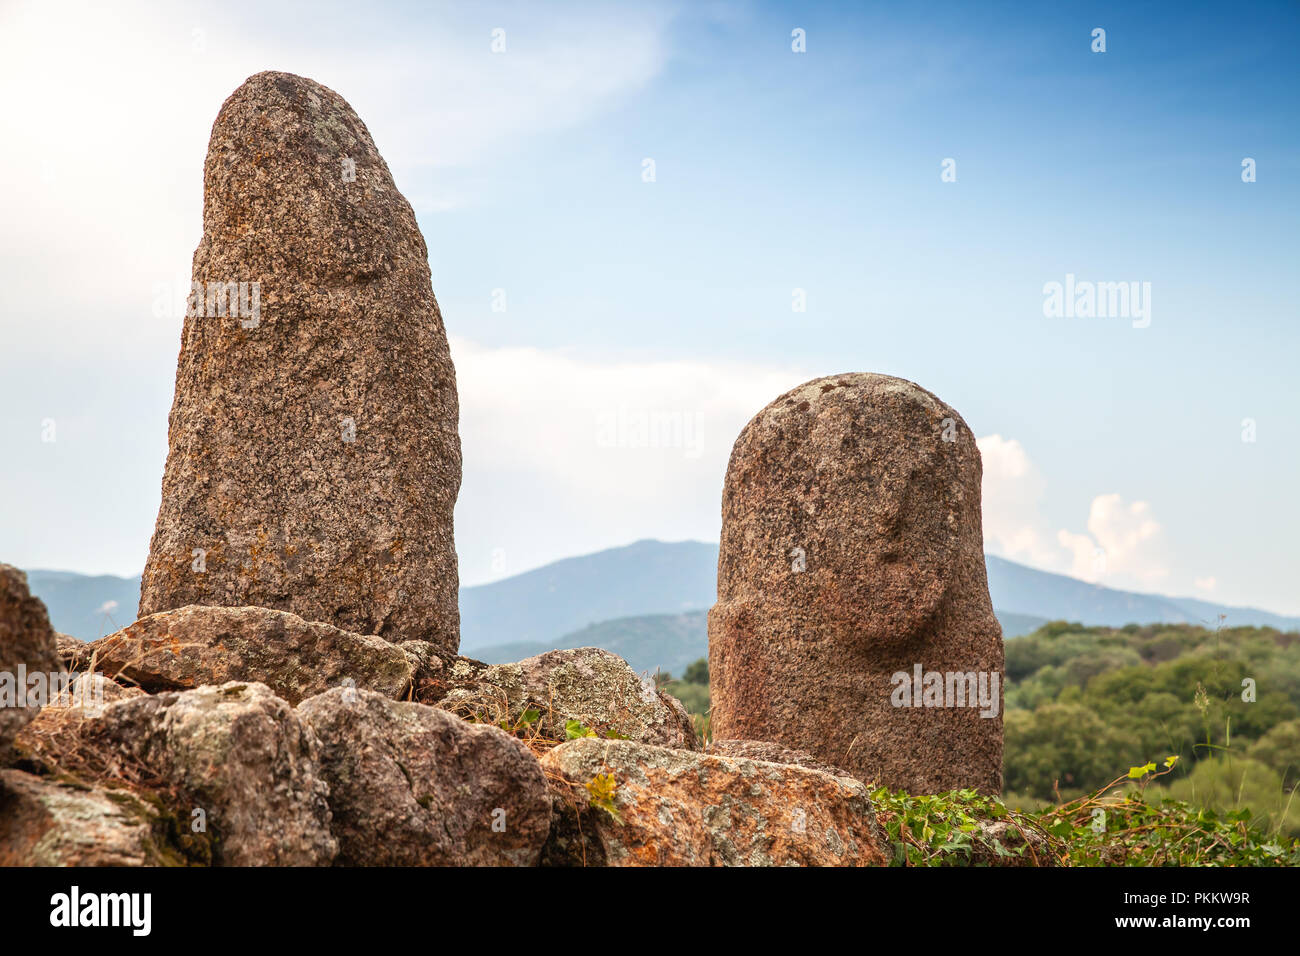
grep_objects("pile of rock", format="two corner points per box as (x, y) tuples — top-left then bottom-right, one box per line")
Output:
(3, 558), (892, 865)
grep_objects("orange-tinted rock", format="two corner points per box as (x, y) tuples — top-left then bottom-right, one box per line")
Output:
(708, 374), (1004, 794)
(76, 604), (414, 705)
(539, 738), (890, 866)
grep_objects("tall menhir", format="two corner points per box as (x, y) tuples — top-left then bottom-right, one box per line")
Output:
(141, 71), (462, 656)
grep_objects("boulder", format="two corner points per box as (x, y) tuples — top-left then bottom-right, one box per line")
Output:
(708, 374), (1004, 794)
(74, 604), (414, 705)
(139, 70), (462, 655)
(15, 682), (336, 866)
(0, 769), (179, 866)
(437, 647), (697, 749)
(0, 564), (61, 758)
(539, 738), (890, 866)
(298, 687), (551, 865)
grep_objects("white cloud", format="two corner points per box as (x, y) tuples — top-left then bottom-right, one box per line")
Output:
(976, 434), (1059, 567)
(1194, 576), (1217, 593)
(1060, 493), (1166, 586)
(979, 433), (1169, 589)
(450, 337), (807, 584)
(0, 0), (675, 349)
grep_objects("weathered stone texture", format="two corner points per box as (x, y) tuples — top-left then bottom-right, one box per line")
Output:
(139, 70), (461, 655)
(0, 564), (61, 758)
(298, 687), (551, 865)
(76, 604), (414, 705)
(708, 373), (1004, 794)
(540, 738), (890, 866)
(16, 681), (336, 866)
(0, 769), (177, 867)
(437, 647), (697, 749)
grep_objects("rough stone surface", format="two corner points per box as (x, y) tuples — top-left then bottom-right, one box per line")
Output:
(708, 373), (1004, 795)
(707, 739), (853, 778)
(75, 604), (414, 705)
(539, 738), (890, 867)
(139, 70), (462, 655)
(55, 633), (84, 669)
(0, 769), (177, 866)
(0, 564), (61, 757)
(298, 687), (551, 865)
(20, 682), (336, 866)
(437, 647), (697, 749)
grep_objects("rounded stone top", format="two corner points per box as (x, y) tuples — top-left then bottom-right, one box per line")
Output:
(198, 70), (417, 288)
(716, 373), (986, 643)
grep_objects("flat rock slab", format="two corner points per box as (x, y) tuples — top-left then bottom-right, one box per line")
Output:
(298, 687), (551, 865)
(75, 604), (414, 705)
(437, 647), (697, 749)
(707, 739), (854, 778)
(540, 738), (890, 867)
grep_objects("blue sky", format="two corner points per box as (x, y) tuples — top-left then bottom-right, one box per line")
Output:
(1, 0), (1297, 614)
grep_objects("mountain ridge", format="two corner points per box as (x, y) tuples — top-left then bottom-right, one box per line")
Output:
(25, 540), (1299, 653)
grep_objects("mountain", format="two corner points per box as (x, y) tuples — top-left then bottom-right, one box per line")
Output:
(994, 610), (1050, 639)
(475, 611), (708, 677)
(460, 542), (1298, 653)
(457, 539), (717, 653)
(982, 556), (1300, 631)
(24, 541), (1299, 652)
(22, 570), (139, 640)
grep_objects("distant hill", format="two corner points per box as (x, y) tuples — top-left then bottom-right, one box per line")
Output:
(22, 570), (139, 640)
(995, 610), (1050, 639)
(457, 539), (717, 653)
(24, 540), (1299, 649)
(476, 610), (709, 677)
(982, 556), (1300, 631)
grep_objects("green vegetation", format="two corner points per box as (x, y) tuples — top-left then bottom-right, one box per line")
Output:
(873, 769), (1300, 866)
(656, 660), (709, 740)
(1004, 620), (1300, 838)
(661, 620), (1300, 863)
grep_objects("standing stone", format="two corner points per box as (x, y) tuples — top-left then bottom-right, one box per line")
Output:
(708, 374), (1004, 795)
(0, 564), (61, 759)
(140, 71), (461, 655)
